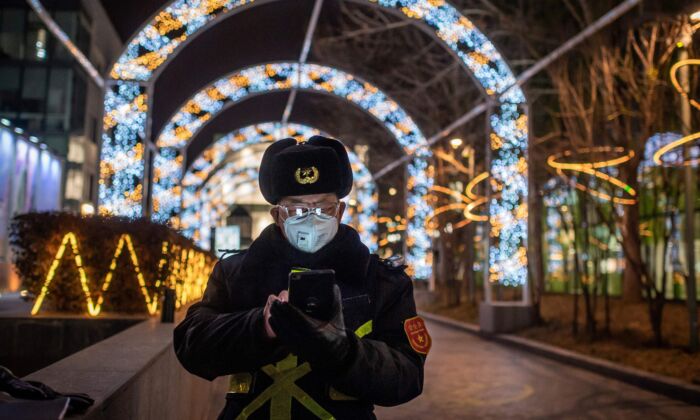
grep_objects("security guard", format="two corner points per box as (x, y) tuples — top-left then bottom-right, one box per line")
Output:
(174, 135), (430, 419)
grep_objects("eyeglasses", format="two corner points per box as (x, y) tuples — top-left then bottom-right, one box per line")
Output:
(278, 202), (340, 218)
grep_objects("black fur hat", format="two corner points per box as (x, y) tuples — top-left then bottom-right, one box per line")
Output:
(258, 135), (353, 204)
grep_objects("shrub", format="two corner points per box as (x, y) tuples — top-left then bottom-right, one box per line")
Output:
(9, 212), (215, 315)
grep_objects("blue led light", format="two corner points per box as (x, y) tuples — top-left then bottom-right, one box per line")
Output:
(151, 63), (432, 278)
(101, 0), (529, 284)
(180, 122), (378, 251)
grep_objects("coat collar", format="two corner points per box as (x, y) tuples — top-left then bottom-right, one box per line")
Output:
(242, 223), (371, 286)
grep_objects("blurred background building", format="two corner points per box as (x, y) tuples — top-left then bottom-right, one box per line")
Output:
(0, 0), (122, 290)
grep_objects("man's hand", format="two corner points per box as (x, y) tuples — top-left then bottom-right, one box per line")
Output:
(269, 285), (354, 375)
(263, 290), (288, 339)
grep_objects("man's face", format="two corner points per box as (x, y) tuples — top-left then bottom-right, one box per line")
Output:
(270, 192), (346, 238)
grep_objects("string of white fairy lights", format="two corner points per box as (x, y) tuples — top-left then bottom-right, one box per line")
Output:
(99, 0), (528, 283)
(179, 122), (378, 251)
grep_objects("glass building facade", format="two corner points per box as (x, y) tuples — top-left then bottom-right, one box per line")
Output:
(0, 0), (119, 214)
(0, 1), (92, 155)
(0, 124), (63, 291)
(0, 1), (121, 291)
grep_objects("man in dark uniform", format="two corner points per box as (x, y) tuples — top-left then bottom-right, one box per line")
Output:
(174, 135), (430, 419)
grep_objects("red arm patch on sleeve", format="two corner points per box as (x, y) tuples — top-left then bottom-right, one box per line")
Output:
(403, 316), (431, 355)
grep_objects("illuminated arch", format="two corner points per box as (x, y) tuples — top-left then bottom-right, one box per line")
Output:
(185, 158), (374, 251)
(150, 63), (429, 276)
(180, 122), (378, 250)
(100, 0), (528, 284)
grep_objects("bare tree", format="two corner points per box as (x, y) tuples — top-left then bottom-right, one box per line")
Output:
(546, 19), (684, 345)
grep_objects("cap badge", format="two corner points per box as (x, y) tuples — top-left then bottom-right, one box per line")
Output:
(295, 166), (319, 184)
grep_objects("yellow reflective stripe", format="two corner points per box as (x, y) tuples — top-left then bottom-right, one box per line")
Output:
(286, 387), (334, 420)
(228, 372), (252, 394)
(290, 267), (310, 273)
(329, 320), (374, 401)
(269, 355), (298, 420)
(328, 386), (356, 401)
(354, 320), (373, 338)
(236, 354), (335, 420)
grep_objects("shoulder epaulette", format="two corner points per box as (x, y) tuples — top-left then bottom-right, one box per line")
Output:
(379, 254), (406, 270)
(218, 248), (244, 260)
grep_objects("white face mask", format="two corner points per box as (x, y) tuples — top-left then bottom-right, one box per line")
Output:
(283, 212), (339, 253)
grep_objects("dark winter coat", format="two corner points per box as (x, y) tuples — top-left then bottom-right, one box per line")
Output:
(173, 223), (426, 419)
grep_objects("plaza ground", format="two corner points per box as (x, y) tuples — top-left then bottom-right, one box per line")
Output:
(376, 319), (700, 419)
(423, 294), (700, 385)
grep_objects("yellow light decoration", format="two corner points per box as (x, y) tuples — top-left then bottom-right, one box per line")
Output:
(465, 171), (489, 201)
(462, 171), (490, 221)
(430, 185), (472, 204)
(555, 168), (637, 205)
(453, 219), (472, 230)
(31, 232), (213, 317)
(424, 203), (467, 227)
(464, 197), (489, 222)
(670, 59), (700, 111)
(588, 236), (609, 251)
(80, 203), (95, 215)
(548, 147), (637, 205)
(434, 149), (470, 175)
(387, 224), (407, 233)
(651, 58), (700, 167)
(426, 172), (492, 231)
(652, 131), (700, 167)
(547, 147), (634, 171)
(585, 167), (636, 195)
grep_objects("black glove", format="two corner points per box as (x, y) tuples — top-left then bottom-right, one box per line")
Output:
(0, 365), (94, 415)
(269, 285), (355, 376)
(0, 366), (49, 399)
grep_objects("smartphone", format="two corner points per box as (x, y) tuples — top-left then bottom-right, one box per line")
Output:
(288, 269), (336, 321)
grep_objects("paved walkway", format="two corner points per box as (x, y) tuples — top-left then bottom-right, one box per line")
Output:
(375, 320), (700, 419)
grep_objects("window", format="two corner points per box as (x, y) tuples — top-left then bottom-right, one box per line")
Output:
(24, 11), (47, 62)
(64, 167), (83, 200)
(88, 174), (94, 201)
(19, 67), (47, 132)
(67, 136), (84, 164)
(90, 117), (98, 144)
(47, 68), (70, 115)
(0, 8), (26, 59)
(70, 70), (85, 132)
(0, 67), (20, 112)
(21, 67), (47, 102)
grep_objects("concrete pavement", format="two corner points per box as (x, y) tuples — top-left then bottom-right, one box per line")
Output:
(375, 319), (700, 419)
(0, 292), (32, 317)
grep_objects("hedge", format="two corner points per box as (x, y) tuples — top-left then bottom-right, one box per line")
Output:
(9, 212), (215, 315)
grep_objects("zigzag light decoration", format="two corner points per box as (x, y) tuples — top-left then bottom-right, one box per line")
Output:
(100, 0), (529, 284)
(31, 232), (214, 316)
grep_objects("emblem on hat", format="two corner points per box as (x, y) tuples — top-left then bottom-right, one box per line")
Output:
(295, 166), (319, 184)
